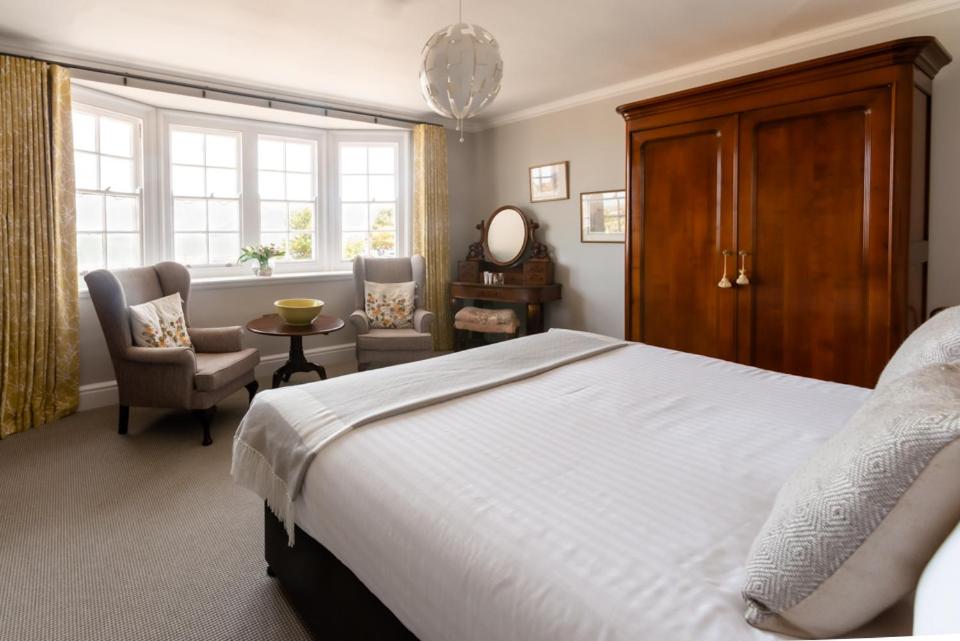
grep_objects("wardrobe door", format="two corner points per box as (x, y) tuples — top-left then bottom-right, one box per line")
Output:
(736, 88), (892, 386)
(627, 116), (737, 360)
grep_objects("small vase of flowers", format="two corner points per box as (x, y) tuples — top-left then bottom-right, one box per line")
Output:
(238, 243), (285, 277)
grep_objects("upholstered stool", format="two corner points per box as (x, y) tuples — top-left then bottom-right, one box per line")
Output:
(454, 306), (519, 350)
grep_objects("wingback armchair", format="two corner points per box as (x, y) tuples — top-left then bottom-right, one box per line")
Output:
(84, 262), (260, 446)
(350, 256), (435, 370)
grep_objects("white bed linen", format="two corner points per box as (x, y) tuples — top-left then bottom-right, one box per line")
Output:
(293, 343), (871, 641)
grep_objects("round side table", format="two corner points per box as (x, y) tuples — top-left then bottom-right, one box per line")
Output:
(245, 313), (345, 388)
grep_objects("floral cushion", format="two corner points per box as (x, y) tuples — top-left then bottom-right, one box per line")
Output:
(129, 293), (193, 348)
(364, 281), (415, 329)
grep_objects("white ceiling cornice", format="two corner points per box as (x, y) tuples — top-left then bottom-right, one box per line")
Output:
(476, 0), (960, 131)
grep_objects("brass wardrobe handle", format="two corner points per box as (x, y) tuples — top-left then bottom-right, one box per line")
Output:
(737, 250), (751, 286)
(718, 250), (733, 288)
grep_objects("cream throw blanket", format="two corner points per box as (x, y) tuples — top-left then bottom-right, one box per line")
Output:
(231, 329), (627, 542)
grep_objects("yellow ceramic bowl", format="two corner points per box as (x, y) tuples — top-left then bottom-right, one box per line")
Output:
(274, 298), (324, 326)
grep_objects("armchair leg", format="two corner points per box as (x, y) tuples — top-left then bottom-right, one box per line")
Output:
(193, 407), (217, 446)
(245, 380), (259, 404)
(118, 405), (129, 435)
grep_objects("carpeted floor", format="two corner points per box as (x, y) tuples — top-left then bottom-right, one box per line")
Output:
(0, 367), (354, 641)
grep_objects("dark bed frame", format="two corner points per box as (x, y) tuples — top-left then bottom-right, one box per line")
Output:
(263, 504), (419, 640)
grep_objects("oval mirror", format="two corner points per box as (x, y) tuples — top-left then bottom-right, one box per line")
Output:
(484, 206), (529, 265)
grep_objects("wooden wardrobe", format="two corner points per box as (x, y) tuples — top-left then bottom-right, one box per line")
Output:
(618, 37), (950, 387)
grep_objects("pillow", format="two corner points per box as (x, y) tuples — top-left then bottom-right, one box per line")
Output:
(742, 363), (960, 638)
(364, 281), (415, 329)
(129, 293), (193, 349)
(876, 305), (960, 388)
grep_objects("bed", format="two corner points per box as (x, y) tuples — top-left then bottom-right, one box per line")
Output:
(234, 333), (931, 641)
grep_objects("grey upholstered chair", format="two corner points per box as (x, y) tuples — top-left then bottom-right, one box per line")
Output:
(350, 255), (435, 370)
(84, 262), (260, 446)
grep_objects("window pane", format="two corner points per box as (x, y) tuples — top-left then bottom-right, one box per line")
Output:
(106, 233), (140, 269)
(368, 146), (395, 174)
(260, 233), (288, 254)
(259, 171), (285, 199)
(285, 142), (312, 172)
(173, 199), (206, 231)
(208, 200), (239, 231)
(288, 233), (313, 260)
(208, 233), (240, 264)
(77, 234), (103, 272)
(288, 203), (314, 231)
(99, 117), (134, 157)
(105, 195), (138, 231)
(206, 167), (237, 197)
(175, 233), (208, 265)
(286, 172), (312, 200)
(72, 112), (96, 152)
(369, 175), (395, 202)
(341, 175), (367, 201)
(260, 201), (287, 231)
(172, 165), (205, 197)
(370, 204), (396, 230)
(100, 156), (135, 192)
(342, 232), (367, 260)
(340, 146), (366, 174)
(76, 193), (103, 231)
(171, 130), (204, 164)
(205, 134), (237, 167)
(258, 139), (284, 170)
(342, 203), (367, 231)
(75, 152), (98, 190)
(370, 231), (397, 257)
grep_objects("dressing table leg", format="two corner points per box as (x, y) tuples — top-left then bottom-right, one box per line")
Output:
(527, 303), (544, 334)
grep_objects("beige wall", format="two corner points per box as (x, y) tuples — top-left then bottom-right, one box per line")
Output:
(469, 9), (960, 338)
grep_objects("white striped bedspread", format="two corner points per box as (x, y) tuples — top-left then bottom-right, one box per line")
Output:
(293, 341), (874, 641)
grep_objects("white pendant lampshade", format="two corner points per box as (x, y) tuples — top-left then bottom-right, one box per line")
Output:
(419, 21), (503, 141)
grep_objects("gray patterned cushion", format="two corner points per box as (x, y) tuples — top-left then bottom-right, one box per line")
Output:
(743, 364), (960, 638)
(877, 306), (960, 388)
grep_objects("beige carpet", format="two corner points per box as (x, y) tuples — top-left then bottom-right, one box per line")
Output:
(0, 367), (353, 641)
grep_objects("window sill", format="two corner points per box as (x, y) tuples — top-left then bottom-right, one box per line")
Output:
(78, 269), (352, 298)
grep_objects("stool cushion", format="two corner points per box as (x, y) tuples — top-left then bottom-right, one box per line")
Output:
(454, 306), (519, 334)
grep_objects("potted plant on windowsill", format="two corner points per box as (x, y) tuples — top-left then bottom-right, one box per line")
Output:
(237, 243), (286, 277)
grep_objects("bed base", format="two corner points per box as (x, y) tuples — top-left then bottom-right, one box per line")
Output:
(263, 504), (418, 641)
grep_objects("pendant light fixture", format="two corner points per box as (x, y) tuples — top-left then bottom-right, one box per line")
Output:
(419, 0), (503, 141)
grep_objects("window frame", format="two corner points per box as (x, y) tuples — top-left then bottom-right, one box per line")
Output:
(72, 84), (412, 283)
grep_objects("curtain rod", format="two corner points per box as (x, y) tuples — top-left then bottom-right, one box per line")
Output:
(0, 50), (430, 128)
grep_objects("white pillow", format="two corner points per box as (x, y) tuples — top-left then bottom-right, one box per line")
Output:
(877, 306), (960, 387)
(364, 280), (415, 329)
(129, 293), (193, 348)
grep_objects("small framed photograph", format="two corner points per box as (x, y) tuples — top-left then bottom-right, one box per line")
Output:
(529, 161), (569, 202)
(580, 190), (626, 243)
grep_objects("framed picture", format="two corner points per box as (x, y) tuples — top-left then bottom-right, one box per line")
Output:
(580, 190), (626, 243)
(529, 161), (569, 202)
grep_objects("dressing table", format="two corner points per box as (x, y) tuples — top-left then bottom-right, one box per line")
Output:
(451, 206), (561, 334)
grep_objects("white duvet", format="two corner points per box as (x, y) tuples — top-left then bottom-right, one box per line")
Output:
(292, 342), (872, 641)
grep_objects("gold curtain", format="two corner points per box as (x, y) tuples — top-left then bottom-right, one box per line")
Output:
(0, 57), (79, 437)
(412, 124), (453, 352)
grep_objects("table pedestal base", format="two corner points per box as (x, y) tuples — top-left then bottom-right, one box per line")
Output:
(271, 335), (327, 388)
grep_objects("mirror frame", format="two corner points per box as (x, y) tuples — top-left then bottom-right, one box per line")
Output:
(483, 206), (531, 266)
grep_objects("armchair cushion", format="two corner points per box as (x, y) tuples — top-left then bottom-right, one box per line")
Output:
(189, 326), (244, 353)
(194, 348), (260, 392)
(129, 293), (192, 348)
(357, 329), (432, 352)
(349, 310), (370, 334)
(364, 280), (415, 329)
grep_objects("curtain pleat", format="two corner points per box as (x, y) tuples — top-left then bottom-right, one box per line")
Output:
(412, 124), (452, 352)
(0, 57), (78, 437)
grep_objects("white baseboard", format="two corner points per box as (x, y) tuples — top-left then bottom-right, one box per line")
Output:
(77, 342), (356, 412)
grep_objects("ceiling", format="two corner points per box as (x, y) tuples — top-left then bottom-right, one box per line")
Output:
(0, 0), (926, 125)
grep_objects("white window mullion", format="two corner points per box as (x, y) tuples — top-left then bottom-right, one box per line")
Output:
(240, 128), (260, 253)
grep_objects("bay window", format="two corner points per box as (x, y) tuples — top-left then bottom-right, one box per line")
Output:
(72, 85), (410, 282)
